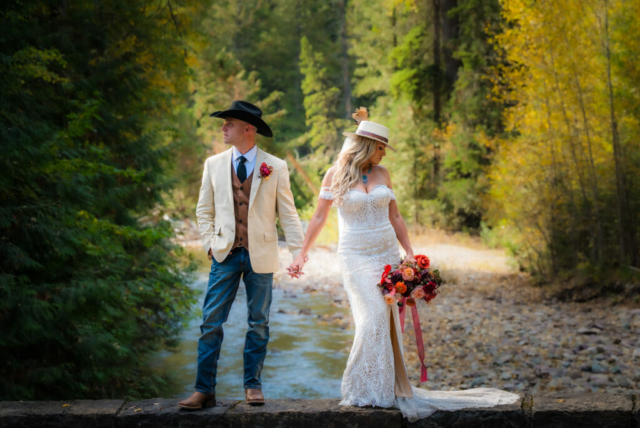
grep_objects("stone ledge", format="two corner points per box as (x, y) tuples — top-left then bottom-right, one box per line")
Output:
(532, 393), (634, 428)
(0, 393), (638, 428)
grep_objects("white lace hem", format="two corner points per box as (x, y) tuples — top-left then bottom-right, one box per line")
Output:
(339, 397), (395, 409)
(341, 388), (520, 422)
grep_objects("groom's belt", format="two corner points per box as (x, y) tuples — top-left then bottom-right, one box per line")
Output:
(228, 246), (245, 255)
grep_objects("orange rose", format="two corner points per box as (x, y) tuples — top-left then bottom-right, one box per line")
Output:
(402, 267), (415, 281)
(395, 282), (407, 294)
(411, 288), (426, 299)
(384, 295), (395, 305)
(406, 297), (416, 306)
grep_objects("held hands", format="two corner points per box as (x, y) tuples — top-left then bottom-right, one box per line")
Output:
(287, 254), (309, 279)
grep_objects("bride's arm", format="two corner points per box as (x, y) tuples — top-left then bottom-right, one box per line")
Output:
(382, 167), (415, 259)
(390, 199), (414, 260)
(288, 168), (335, 276)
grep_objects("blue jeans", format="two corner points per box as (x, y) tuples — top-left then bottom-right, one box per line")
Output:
(194, 247), (273, 395)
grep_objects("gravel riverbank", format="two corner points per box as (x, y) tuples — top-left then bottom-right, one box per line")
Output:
(273, 242), (640, 395)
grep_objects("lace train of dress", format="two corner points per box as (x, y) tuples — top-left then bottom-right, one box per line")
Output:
(318, 185), (519, 422)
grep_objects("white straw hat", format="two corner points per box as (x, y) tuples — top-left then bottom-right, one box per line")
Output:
(342, 107), (396, 152)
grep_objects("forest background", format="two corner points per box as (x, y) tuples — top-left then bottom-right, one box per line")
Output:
(2, 0), (639, 401)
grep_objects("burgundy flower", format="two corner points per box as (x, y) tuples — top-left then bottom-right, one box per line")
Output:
(424, 293), (436, 303)
(423, 282), (437, 294)
(390, 272), (403, 284)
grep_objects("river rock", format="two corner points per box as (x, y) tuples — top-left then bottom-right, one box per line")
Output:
(470, 376), (487, 387)
(495, 354), (512, 365)
(591, 363), (608, 374)
(588, 374), (610, 387)
(568, 371), (582, 380)
(616, 376), (631, 388)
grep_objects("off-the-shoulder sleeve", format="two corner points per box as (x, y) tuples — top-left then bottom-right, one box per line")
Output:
(388, 187), (396, 201)
(318, 186), (334, 200)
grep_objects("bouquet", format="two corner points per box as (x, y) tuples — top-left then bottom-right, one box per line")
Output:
(378, 255), (445, 307)
(378, 255), (445, 382)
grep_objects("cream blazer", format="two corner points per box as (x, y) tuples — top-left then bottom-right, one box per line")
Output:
(196, 147), (303, 273)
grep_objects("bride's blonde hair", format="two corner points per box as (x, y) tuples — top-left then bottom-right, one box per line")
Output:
(331, 136), (379, 206)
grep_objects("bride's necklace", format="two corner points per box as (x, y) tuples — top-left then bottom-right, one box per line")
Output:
(362, 166), (372, 185)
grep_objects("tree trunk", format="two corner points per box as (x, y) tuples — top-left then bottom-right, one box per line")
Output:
(441, 0), (461, 91)
(432, 0), (442, 189)
(603, 0), (635, 265)
(569, 56), (604, 265)
(548, 42), (594, 264)
(432, 0), (442, 124)
(286, 152), (318, 195)
(392, 6), (397, 50)
(339, 0), (352, 118)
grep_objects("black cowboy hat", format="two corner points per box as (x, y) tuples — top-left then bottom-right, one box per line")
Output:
(209, 100), (273, 138)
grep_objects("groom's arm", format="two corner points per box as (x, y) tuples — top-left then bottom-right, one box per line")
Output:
(196, 158), (216, 254)
(275, 163), (304, 260)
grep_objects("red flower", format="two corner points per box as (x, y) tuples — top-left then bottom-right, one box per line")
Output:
(259, 162), (274, 179)
(415, 255), (430, 269)
(380, 264), (392, 285)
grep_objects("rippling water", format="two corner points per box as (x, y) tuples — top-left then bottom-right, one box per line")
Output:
(155, 273), (353, 399)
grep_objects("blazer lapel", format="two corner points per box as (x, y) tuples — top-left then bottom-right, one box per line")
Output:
(224, 148), (234, 203)
(248, 148), (265, 210)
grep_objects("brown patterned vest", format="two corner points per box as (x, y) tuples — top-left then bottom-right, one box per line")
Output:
(231, 165), (253, 251)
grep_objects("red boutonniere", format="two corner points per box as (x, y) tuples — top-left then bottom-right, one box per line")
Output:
(259, 162), (274, 179)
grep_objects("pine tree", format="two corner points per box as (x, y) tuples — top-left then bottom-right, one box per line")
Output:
(0, 0), (207, 399)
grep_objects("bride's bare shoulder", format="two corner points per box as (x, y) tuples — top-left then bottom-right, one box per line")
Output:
(373, 165), (393, 188)
(322, 166), (337, 187)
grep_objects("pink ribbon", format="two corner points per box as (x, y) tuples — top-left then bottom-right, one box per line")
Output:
(398, 298), (428, 382)
(399, 297), (407, 333)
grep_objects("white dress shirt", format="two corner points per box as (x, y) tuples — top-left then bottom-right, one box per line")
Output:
(232, 145), (257, 178)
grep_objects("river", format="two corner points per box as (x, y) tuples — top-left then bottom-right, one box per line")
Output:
(155, 272), (353, 399)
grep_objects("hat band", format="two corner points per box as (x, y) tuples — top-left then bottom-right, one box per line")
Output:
(357, 130), (388, 143)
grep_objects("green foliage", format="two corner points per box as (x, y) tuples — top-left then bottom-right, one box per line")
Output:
(0, 0), (201, 399)
(300, 37), (344, 153)
(3, 0), (638, 401)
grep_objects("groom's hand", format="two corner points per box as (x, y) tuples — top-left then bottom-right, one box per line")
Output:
(287, 255), (309, 279)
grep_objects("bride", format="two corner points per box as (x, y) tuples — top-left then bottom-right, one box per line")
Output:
(287, 108), (519, 421)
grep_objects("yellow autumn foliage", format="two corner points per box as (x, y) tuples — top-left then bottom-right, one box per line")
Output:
(487, 0), (640, 277)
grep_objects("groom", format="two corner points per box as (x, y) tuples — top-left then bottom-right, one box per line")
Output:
(178, 101), (304, 410)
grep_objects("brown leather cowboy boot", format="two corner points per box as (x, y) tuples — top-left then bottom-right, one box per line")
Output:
(177, 391), (216, 410)
(245, 388), (265, 406)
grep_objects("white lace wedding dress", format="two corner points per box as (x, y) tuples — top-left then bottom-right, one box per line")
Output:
(318, 184), (519, 422)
